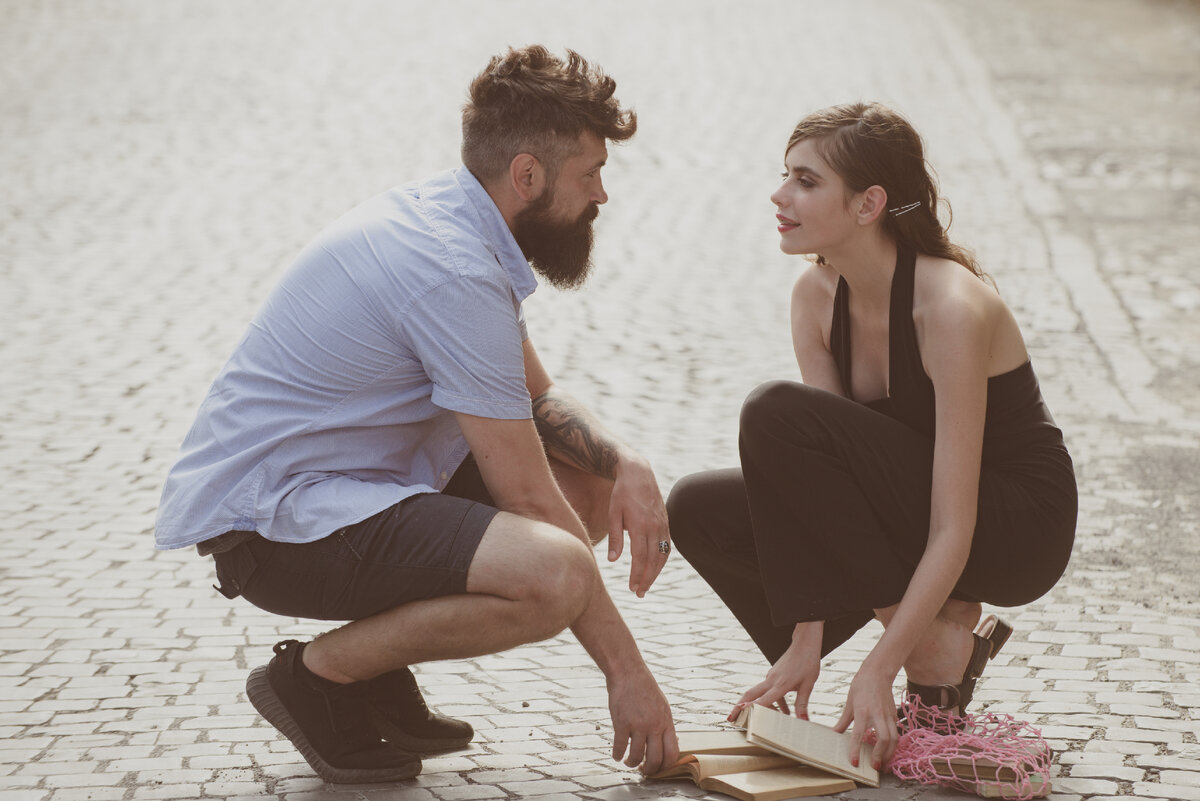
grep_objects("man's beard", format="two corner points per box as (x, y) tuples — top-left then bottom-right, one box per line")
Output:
(512, 192), (598, 290)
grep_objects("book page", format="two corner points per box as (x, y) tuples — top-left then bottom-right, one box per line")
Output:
(690, 753), (797, 780)
(676, 729), (773, 756)
(649, 752), (794, 781)
(741, 705), (880, 787)
(707, 766), (857, 801)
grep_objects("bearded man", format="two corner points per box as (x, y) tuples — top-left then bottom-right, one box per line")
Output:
(154, 46), (677, 782)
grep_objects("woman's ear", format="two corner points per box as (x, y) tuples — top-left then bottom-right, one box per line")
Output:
(508, 153), (547, 203)
(856, 185), (888, 225)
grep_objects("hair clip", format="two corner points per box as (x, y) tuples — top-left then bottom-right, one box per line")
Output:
(888, 201), (921, 216)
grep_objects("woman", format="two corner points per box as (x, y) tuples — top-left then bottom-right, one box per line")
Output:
(667, 102), (1076, 771)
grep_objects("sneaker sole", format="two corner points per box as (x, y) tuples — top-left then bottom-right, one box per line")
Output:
(246, 665), (421, 784)
(370, 711), (473, 754)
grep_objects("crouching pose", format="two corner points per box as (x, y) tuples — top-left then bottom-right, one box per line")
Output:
(668, 102), (1076, 771)
(155, 46), (678, 783)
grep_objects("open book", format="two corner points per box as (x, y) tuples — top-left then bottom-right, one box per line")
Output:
(649, 729), (856, 801)
(735, 704), (880, 788)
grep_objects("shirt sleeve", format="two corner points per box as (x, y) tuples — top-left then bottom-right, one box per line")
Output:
(401, 275), (532, 419)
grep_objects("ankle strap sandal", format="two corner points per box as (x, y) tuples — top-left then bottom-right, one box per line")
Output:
(905, 615), (1013, 721)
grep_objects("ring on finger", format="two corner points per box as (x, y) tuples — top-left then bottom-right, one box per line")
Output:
(657, 539), (671, 555)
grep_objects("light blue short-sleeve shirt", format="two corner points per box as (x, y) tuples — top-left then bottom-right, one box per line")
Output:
(154, 168), (537, 550)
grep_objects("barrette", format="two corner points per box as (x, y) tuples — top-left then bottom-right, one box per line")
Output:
(888, 201), (921, 216)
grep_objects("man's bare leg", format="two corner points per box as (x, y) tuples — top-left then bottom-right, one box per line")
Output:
(303, 512), (595, 684)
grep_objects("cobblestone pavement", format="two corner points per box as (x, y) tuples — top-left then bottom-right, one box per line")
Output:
(2, 1), (1198, 800)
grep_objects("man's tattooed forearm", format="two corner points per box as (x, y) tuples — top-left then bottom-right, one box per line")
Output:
(532, 393), (619, 479)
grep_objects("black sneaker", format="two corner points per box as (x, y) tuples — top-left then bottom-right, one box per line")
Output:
(246, 640), (421, 783)
(364, 667), (474, 752)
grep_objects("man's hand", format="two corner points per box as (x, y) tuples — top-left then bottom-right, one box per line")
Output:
(608, 665), (678, 775)
(607, 454), (670, 597)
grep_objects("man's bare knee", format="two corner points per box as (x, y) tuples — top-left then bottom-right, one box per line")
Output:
(467, 514), (596, 639)
(521, 533), (595, 637)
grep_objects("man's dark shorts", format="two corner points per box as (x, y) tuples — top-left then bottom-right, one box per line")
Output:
(211, 456), (498, 621)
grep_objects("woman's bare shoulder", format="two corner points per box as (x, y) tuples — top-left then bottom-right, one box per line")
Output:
(792, 261), (839, 305)
(914, 254), (1028, 370)
(914, 254), (1003, 316)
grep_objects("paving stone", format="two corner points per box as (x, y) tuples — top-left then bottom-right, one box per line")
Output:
(41, 772), (128, 788)
(46, 790), (127, 801)
(1134, 783), (1200, 801)
(429, 786), (508, 801)
(1106, 728), (1186, 745)
(1054, 777), (1124, 796)
(129, 786), (206, 800)
(1068, 764), (1148, 782)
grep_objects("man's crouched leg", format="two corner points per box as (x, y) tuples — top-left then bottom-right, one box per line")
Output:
(246, 640), (422, 783)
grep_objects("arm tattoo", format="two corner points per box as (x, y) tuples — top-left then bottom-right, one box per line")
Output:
(532, 391), (619, 480)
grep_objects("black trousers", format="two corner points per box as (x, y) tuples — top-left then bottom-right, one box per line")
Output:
(667, 381), (1075, 664)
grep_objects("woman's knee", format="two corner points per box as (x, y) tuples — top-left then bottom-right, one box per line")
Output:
(665, 472), (707, 546)
(667, 469), (736, 549)
(666, 468), (753, 562)
(739, 380), (829, 450)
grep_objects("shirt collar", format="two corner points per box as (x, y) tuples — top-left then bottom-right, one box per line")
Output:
(454, 166), (538, 302)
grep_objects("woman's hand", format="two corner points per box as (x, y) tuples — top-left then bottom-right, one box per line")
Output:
(833, 662), (900, 771)
(729, 623), (822, 721)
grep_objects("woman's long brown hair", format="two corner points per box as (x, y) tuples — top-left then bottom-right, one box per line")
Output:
(788, 102), (987, 282)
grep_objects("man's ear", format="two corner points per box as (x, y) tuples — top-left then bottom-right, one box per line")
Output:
(508, 153), (547, 203)
(856, 185), (888, 225)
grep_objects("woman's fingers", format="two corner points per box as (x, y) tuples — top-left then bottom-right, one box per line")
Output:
(730, 680), (793, 721)
(735, 680), (773, 707)
(835, 704), (898, 771)
(871, 721), (897, 771)
(833, 701), (867, 766)
(792, 680), (813, 720)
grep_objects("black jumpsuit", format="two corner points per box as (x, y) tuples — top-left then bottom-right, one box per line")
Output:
(667, 247), (1076, 661)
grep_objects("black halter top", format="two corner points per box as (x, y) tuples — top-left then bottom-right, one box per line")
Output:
(829, 247), (1070, 467)
(830, 247), (936, 433)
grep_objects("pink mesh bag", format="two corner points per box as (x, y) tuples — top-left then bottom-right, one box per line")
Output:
(888, 696), (1052, 800)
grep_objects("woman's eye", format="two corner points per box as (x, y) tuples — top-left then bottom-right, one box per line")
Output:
(781, 172), (814, 189)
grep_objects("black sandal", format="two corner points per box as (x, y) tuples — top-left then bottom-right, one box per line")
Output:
(903, 615), (1012, 725)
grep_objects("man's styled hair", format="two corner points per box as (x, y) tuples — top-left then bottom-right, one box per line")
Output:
(462, 45), (637, 184)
